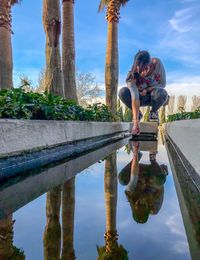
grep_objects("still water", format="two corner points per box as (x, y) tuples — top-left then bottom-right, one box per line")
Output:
(0, 139), (191, 260)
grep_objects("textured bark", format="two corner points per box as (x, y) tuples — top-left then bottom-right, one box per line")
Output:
(43, 186), (61, 260)
(61, 177), (76, 260)
(191, 95), (200, 112)
(104, 152), (118, 252)
(43, 0), (64, 96)
(0, 215), (14, 259)
(62, 0), (78, 102)
(177, 95), (187, 113)
(105, 21), (118, 116)
(167, 95), (175, 115)
(159, 106), (166, 125)
(0, 0), (13, 89)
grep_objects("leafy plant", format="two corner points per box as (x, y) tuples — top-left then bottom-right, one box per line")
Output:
(0, 88), (114, 122)
(167, 107), (200, 122)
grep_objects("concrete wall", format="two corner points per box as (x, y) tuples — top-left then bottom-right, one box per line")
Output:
(0, 120), (158, 158)
(0, 119), (130, 158)
(164, 118), (200, 177)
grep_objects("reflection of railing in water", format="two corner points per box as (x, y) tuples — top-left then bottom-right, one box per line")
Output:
(165, 137), (200, 260)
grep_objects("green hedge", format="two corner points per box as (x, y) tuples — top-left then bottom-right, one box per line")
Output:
(167, 107), (200, 122)
(0, 88), (113, 122)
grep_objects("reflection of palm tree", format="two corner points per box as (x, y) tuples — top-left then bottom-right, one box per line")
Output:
(97, 152), (128, 259)
(0, 215), (25, 259)
(61, 177), (76, 260)
(43, 186), (61, 260)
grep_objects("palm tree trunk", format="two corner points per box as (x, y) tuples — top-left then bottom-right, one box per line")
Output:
(104, 152), (118, 253)
(105, 21), (118, 115)
(0, 0), (13, 89)
(167, 95), (175, 115)
(43, 186), (61, 260)
(62, 0), (78, 102)
(61, 177), (76, 260)
(177, 95), (187, 113)
(43, 0), (64, 96)
(159, 106), (166, 125)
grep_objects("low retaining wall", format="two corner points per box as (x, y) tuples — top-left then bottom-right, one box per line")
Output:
(164, 119), (200, 180)
(0, 119), (131, 158)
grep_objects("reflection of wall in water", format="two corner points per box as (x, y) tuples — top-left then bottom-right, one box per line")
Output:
(166, 139), (200, 260)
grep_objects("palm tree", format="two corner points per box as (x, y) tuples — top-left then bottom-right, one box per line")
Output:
(177, 95), (187, 113)
(98, 0), (129, 116)
(167, 95), (175, 115)
(0, 0), (21, 89)
(62, 0), (78, 102)
(158, 106), (166, 125)
(43, 186), (61, 260)
(97, 153), (128, 259)
(191, 95), (200, 112)
(43, 0), (64, 96)
(61, 178), (76, 260)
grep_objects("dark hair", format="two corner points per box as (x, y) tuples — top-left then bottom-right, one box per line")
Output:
(132, 50), (151, 72)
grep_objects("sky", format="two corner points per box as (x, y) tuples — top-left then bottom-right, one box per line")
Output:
(12, 0), (200, 98)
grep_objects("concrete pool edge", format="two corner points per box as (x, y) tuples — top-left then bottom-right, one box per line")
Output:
(164, 133), (200, 259)
(163, 119), (200, 180)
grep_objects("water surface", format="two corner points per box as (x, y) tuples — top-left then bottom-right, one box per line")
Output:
(0, 140), (191, 260)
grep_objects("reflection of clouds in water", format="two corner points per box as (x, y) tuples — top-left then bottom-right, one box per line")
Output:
(166, 213), (190, 255)
(166, 213), (185, 237)
(173, 240), (190, 255)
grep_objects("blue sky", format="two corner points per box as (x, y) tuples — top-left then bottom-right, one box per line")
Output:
(12, 0), (200, 96)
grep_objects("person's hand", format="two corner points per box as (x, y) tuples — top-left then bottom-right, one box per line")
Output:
(132, 121), (140, 135)
(140, 89), (148, 96)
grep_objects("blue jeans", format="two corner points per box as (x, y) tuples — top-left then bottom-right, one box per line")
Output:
(119, 87), (168, 112)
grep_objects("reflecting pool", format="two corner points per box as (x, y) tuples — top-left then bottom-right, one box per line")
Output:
(0, 139), (192, 260)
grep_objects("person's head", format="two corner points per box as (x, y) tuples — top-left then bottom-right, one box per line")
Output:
(133, 50), (151, 74)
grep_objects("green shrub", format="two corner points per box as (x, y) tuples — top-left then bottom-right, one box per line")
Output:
(167, 107), (200, 122)
(0, 88), (113, 122)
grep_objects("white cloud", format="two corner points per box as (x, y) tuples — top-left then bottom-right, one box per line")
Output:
(169, 8), (194, 33)
(166, 75), (200, 96)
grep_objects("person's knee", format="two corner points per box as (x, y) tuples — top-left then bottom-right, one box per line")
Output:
(119, 87), (128, 100)
(151, 88), (168, 101)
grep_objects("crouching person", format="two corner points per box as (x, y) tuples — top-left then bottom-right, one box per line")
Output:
(119, 50), (168, 135)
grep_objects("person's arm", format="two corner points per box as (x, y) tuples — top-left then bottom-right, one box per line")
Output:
(126, 142), (140, 192)
(127, 82), (140, 134)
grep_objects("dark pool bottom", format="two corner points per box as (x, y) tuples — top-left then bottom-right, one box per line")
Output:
(0, 139), (191, 260)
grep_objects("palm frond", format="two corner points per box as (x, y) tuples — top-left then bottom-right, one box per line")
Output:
(120, 0), (129, 7)
(98, 0), (110, 12)
(11, 0), (22, 6)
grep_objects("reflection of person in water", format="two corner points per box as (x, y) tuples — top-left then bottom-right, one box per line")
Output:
(118, 141), (168, 224)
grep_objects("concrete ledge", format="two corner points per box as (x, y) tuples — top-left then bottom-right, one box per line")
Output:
(163, 119), (200, 177)
(165, 134), (200, 259)
(0, 120), (158, 158)
(0, 119), (131, 158)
